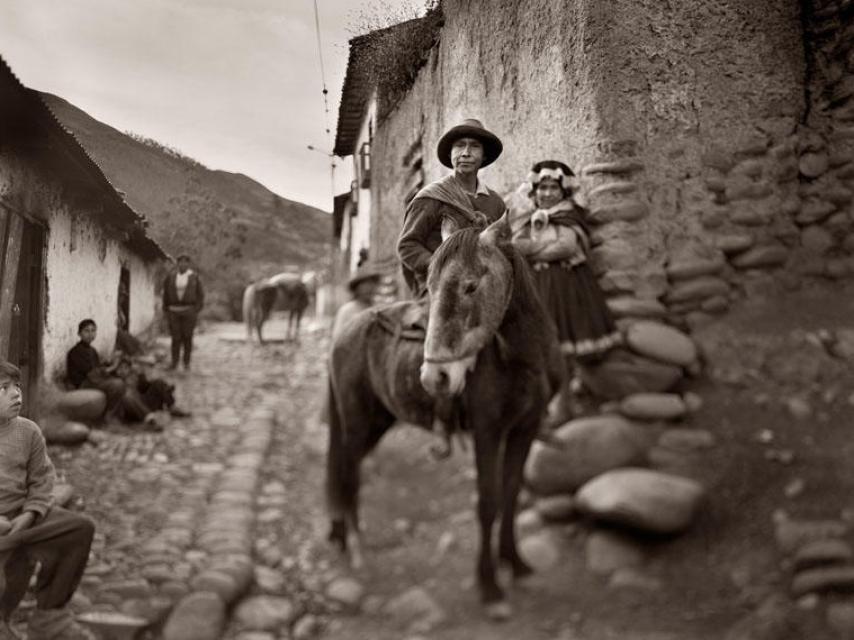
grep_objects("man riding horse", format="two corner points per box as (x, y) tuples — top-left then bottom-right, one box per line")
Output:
(397, 118), (506, 298)
(397, 119), (507, 455)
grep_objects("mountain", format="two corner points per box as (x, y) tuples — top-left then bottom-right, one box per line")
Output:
(39, 92), (332, 319)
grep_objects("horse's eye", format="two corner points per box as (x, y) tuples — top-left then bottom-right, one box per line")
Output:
(462, 279), (479, 295)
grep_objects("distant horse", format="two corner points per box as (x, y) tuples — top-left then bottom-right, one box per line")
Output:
(325, 215), (564, 619)
(242, 272), (310, 344)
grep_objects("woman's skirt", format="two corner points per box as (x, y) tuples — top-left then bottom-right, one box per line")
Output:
(532, 260), (621, 363)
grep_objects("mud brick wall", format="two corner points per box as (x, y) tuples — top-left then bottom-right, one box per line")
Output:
(369, 0), (853, 315)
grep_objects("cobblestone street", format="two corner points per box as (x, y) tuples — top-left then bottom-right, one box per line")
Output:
(28, 319), (335, 640)
(15, 293), (854, 640)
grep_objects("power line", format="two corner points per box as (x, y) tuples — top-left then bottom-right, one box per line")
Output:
(311, 0), (336, 209)
(312, 0), (332, 141)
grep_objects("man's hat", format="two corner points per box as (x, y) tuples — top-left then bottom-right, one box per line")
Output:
(436, 118), (503, 169)
(348, 264), (382, 292)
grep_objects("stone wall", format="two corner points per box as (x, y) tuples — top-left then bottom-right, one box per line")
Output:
(583, 0), (807, 328)
(368, 0), (854, 319)
(792, 0), (854, 281)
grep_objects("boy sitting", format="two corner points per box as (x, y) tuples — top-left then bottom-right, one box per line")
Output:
(65, 319), (126, 423)
(0, 361), (96, 640)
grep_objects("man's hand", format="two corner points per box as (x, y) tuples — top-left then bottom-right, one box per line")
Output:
(8, 511), (36, 534)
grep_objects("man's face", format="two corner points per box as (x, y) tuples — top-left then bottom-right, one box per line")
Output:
(450, 137), (484, 176)
(0, 376), (23, 422)
(79, 324), (97, 344)
(177, 258), (190, 273)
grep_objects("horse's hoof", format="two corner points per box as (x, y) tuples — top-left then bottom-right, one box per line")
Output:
(484, 600), (513, 621)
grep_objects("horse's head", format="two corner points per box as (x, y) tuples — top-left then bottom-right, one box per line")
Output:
(421, 214), (514, 398)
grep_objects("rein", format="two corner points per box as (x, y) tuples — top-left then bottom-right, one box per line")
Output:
(423, 273), (515, 366)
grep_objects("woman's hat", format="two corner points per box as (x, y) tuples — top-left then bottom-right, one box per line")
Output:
(348, 264), (382, 291)
(436, 118), (503, 169)
(528, 160), (576, 191)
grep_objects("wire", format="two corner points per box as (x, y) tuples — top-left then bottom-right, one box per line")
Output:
(312, 0), (332, 141)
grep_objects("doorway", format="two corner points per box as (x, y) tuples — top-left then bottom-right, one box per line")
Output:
(0, 209), (46, 416)
(118, 267), (130, 331)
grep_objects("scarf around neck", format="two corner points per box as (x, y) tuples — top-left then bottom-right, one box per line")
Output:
(413, 174), (489, 228)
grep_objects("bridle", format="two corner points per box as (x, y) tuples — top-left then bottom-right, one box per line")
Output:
(422, 262), (514, 366)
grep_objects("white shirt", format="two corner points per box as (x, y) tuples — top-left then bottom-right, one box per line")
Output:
(175, 269), (193, 300)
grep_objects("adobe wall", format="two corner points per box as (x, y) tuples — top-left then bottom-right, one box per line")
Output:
(370, 0), (608, 271)
(0, 153), (160, 382)
(370, 0), (854, 323)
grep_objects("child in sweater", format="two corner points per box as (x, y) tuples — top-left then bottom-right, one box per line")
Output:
(0, 361), (96, 640)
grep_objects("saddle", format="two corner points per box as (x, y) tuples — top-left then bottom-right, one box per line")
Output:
(371, 300), (428, 343)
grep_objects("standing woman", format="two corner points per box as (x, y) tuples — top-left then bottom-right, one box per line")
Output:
(397, 118), (506, 298)
(511, 160), (621, 370)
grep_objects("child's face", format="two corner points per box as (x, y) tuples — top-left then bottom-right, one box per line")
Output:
(535, 178), (564, 209)
(79, 324), (97, 344)
(0, 376), (23, 422)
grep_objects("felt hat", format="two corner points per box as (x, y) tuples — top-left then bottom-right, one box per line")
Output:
(348, 264), (382, 292)
(436, 118), (503, 169)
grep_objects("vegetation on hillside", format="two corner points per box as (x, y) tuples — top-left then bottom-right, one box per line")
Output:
(42, 92), (332, 321)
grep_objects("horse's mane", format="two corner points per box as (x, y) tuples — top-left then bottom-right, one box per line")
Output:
(429, 228), (556, 357)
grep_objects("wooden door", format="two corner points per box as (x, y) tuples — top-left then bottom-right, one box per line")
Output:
(1, 210), (45, 414)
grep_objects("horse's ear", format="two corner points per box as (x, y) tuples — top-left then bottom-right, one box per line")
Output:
(479, 211), (511, 248)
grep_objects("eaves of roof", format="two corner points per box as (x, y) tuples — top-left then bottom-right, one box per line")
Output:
(0, 56), (168, 262)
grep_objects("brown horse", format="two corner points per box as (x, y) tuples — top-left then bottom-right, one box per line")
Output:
(326, 215), (564, 619)
(242, 273), (310, 344)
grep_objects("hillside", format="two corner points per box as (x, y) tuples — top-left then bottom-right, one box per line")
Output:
(40, 92), (332, 319)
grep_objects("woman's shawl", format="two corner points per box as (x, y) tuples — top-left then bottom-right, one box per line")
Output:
(507, 190), (592, 254)
(412, 174), (489, 228)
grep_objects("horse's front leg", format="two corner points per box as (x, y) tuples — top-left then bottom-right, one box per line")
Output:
(473, 427), (510, 619)
(498, 412), (539, 581)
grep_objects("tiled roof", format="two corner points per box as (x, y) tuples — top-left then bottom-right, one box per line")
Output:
(333, 17), (428, 157)
(0, 55), (167, 261)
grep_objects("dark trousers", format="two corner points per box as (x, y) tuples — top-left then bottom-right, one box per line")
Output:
(81, 376), (125, 419)
(121, 379), (174, 422)
(167, 311), (197, 367)
(0, 507), (95, 616)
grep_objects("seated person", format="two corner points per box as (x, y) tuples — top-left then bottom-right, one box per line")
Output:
(114, 309), (142, 357)
(65, 319), (126, 423)
(331, 265), (382, 342)
(0, 360), (97, 640)
(113, 358), (190, 423)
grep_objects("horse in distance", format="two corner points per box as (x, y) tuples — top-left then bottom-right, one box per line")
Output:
(242, 272), (310, 344)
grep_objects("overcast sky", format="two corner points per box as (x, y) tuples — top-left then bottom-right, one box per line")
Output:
(0, 0), (423, 211)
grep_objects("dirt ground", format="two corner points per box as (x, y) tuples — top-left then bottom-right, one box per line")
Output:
(309, 280), (854, 640)
(47, 280), (854, 640)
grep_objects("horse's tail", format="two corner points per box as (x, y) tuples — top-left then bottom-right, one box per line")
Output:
(242, 284), (256, 342)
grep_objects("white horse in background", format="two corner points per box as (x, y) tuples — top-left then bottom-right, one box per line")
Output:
(242, 272), (310, 344)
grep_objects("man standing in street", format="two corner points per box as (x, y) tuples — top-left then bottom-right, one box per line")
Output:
(162, 254), (204, 371)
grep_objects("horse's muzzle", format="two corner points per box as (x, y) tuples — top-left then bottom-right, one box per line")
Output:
(420, 355), (476, 398)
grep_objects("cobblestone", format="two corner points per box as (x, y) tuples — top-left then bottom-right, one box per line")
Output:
(26, 320), (334, 639)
